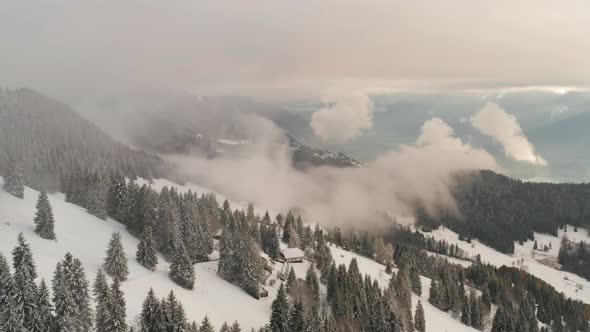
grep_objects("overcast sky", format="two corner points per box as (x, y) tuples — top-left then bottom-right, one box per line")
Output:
(2, 0), (589, 100)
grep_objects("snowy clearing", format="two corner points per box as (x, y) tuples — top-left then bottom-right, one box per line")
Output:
(418, 226), (590, 304)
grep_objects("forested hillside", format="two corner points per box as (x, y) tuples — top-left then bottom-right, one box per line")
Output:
(418, 171), (590, 254)
(0, 88), (161, 191)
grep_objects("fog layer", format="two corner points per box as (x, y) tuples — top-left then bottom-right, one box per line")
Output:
(167, 114), (499, 227)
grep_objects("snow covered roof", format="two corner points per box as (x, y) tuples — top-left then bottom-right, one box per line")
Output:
(281, 248), (304, 259)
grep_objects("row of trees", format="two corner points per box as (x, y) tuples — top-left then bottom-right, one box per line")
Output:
(418, 170), (590, 254)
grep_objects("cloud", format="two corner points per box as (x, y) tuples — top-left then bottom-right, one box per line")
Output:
(310, 91), (373, 142)
(417, 118), (472, 152)
(2, 0), (590, 101)
(470, 102), (547, 165)
(166, 115), (498, 229)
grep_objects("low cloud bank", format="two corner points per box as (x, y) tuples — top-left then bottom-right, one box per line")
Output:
(166, 114), (499, 228)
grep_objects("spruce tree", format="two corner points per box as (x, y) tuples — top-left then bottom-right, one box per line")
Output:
(140, 288), (163, 332)
(103, 232), (129, 281)
(3, 159), (25, 198)
(106, 278), (127, 332)
(414, 300), (425, 332)
(217, 228), (235, 281)
(286, 267), (296, 292)
(288, 301), (305, 332)
(86, 172), (108, 220)
(11, 233), (38, 331)
(70, 258), (93, 331)
(481, 283), (492, 309)
(137, 225), (158, 271)
(428, 279), (439, 308)
(270, 284), (290, 332)
(238, 236), (263, 299)
(470, 293), (483, 330)
(230, 321), (241, 332)
(12, 233), (37, 280)
(266, 225), (280, 260)
(34, 190), (56, 240)
(12, 257), (38, 331)
(199, 316), (215, 332)
(0, 293), (25, 332)
(93, 269), (111, 332)
(106, 173), (128, 222)
(52, 253), (93, 332)
(36, 279), (55, 331)
(220, 322), (231, 332)
(491, 307), (510, 332)
(0, 254), (14, 309)
(53, 259), (78, 331)
(305, 265), (320, 304)
(169, 242), (196, 289)
(0, 254), (23, 332)
(393, 269), (413, 331)
(410, 267), (422, 296)
(162, 291), (188, 331)
(461, 296), (471, 326)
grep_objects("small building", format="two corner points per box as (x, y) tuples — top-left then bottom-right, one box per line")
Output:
(281, 248), (304, 263)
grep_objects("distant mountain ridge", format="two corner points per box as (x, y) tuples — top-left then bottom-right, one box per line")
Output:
(0, 88), (161, 190)
(81, 92), (362, 168)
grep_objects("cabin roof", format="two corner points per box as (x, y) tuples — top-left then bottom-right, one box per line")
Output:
(282, 247), (304, 259)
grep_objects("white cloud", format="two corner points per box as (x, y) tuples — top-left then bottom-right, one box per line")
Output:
(470, 103), (547, 165)
(168, 115), (499, 228)
(2, 1), (590, 100)
(310, 91), (373, 143)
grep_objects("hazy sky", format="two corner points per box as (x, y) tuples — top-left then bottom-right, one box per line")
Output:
(2, 0), (590, 100)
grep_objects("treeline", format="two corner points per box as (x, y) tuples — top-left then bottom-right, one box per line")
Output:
(0, 88), (160, 192)
(394, 240), (590, 332)
(558, 236), (590, 280)
(328, 228), (395, 267)
(418, 170), (590, 254)
(349, 221), (590, 332)
(389, 225), (470, 261)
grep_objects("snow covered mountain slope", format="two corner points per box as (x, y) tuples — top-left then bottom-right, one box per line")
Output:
(0, 176), (480, 331)
(417, 226), (590, 304)
(0, 177), (278, 329)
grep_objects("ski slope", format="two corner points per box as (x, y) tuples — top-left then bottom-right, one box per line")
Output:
(418, 226), (590, 304)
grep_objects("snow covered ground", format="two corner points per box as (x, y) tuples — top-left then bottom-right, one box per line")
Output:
(0, 178), (281, 330)
(330, 245), (479, 332)
(0, 177), (479, 331)
(418, 226), (590, 304)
